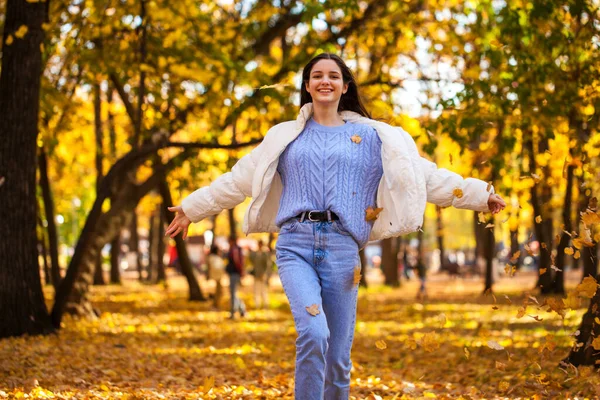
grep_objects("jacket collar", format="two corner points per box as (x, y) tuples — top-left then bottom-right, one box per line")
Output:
(296, 102), (367, 130)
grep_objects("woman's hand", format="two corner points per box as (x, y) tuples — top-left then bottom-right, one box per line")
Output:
(487, 193), (506, 215)
(165, 206), (191, 240)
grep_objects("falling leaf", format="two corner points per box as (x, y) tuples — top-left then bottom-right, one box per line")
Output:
(575, 276), (598, 298)
(486, 181), (493, 192)
(504, 295), (512, 304)
(203, 376), (215, 393)
(478, 212), (486, 224)
(0, 176), (4, 187)
(574, 250), (581, 260)
(353, 265), (362, 286)
(452, 188), (464, 199)
(449, 154), (453, 165)
(546, 298), (566, 318)
(375, 340), (387, 350)
(573, 236), (595, 249)
(528, 315), (543, 322)
(581, 210), (600, 226)
(531, 173), (541, 183)
(535, 215), (542, 224)
(426, 130), (435, 137)
(516, 307), (526, 318)
(524, 243), (534, 256)
(589, 197), (598, 211)
(305, 304), (320, 316)
(491, 306), (499, 310)
(487, 340), (504, 351)
(485, 223), (494, 229)
(5, 35), (13, 45)
(528, 295), (540, 305)
(564, 247), (574, 255)
(365, 206), (383, 221)
(539, 268), (547, 275)
(256, 83), (291, 90)
(463, 347), (470, 359)
(563, 292), (581, 309)
(591, 337), (600, 350)
(350, 134), (362, 144)
(15, 25), (29, 39)
(550, 264), (562, 272)
(541, 242), (547, 250)
(510, 251), (520, 263)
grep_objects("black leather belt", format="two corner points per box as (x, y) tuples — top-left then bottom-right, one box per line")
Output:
(296, 210), (339, 222)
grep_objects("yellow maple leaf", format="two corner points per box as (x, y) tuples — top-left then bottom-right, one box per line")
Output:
(353, 265), (362, 286)
(539, 268), (547, 275)
(15, 25), (28, 39)
(485, 223), (494, 229)
(564, 247), (574, 255)
(535, 215), (542, 224)
(546, 298), (566, 318)
(452, 188), (464, 199)
(591, 337), (600, 350)
(375, 339), (387, 350)
(516, 306), (526, 319)
(575, 276), (598, 298)
(478, 212), (486, 224)
(574, 250), (581, 260)
(365, 206), (383, 221)
(486, 181), (493, 192)
(203, 376), (215, 393)
(350, 134), (362, 144)
(573, 236), (595, 249)
(5, 35), (13, 45)
(305, 304), (320, 316)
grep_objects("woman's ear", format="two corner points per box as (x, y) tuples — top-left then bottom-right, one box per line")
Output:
(342, 82), (349, 94)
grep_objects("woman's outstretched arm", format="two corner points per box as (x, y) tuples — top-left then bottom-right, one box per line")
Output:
(166, 143), (263, 239)
(419, 156), (505, 213)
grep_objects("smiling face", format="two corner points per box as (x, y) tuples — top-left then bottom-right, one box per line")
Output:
(305, 59), (349, 106)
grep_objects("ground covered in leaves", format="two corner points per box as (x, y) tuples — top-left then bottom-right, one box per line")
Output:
(1, 270), (598, 399)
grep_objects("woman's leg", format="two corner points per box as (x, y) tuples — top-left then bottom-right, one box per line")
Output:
(277, 223), (329, 400)
(319, 224), (360, 400)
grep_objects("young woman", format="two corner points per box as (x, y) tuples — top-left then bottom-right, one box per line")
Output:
(166, 53), (506, 399)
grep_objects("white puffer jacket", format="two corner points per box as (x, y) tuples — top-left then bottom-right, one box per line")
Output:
(182, 103), (493, 241)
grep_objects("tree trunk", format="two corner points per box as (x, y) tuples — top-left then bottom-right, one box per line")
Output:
(0, 0), (54, 338)
(552, 160), (575, 295)
(156, 205), (166, 283)
(147, 211), (157, 282)
(228, 208), (237, 241)
(509, 214), (521, 270)
(579, 184), (598, 281)
(381, 238), (399, 287)
(562, 275), (600, 367)
(359, 248), (368, 288)
(526, 135), (553, 293)
(38, 147), (62, 289)
(436, 206), (445, 270)
(37, 216), (51, 286)
(130, 211), (143, 281)
(93, 82), (106, 285)
(158, 177), (205, 301)
(483, 217), (495, 293)
(110, 234), (121, 284)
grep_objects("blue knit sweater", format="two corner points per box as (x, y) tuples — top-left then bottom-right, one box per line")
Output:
(275, 118), (383, 246)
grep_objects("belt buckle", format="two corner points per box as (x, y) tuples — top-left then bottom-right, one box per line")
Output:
(307, 211), (319, 222)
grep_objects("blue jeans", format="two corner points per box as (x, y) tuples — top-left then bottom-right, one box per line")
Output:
(276, 219), (360, 400)
(228, 273), (246, 317)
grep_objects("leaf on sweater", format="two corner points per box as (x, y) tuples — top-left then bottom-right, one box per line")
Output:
(305, 304), (320, 316)
(353, 265), (362, 286)
(452, 188), (464, 199)
(350, 134), (362, 144)
(365, 206), (383, 221)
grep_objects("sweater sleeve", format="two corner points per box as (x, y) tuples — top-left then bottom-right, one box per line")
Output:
(181, 143), (263, 223)
(419, 156), (494, 212)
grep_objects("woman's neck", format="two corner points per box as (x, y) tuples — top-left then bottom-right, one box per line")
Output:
(312, 103), (345, 126)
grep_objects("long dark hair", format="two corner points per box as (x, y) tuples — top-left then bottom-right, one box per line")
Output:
(300, 53), (371, 118)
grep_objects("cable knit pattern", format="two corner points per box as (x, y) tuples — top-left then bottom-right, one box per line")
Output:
(276, 118), (383, 247)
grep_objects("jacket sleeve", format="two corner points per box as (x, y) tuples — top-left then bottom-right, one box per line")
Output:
(419, 157), (494, 212)
(181, 144), (262, 223)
